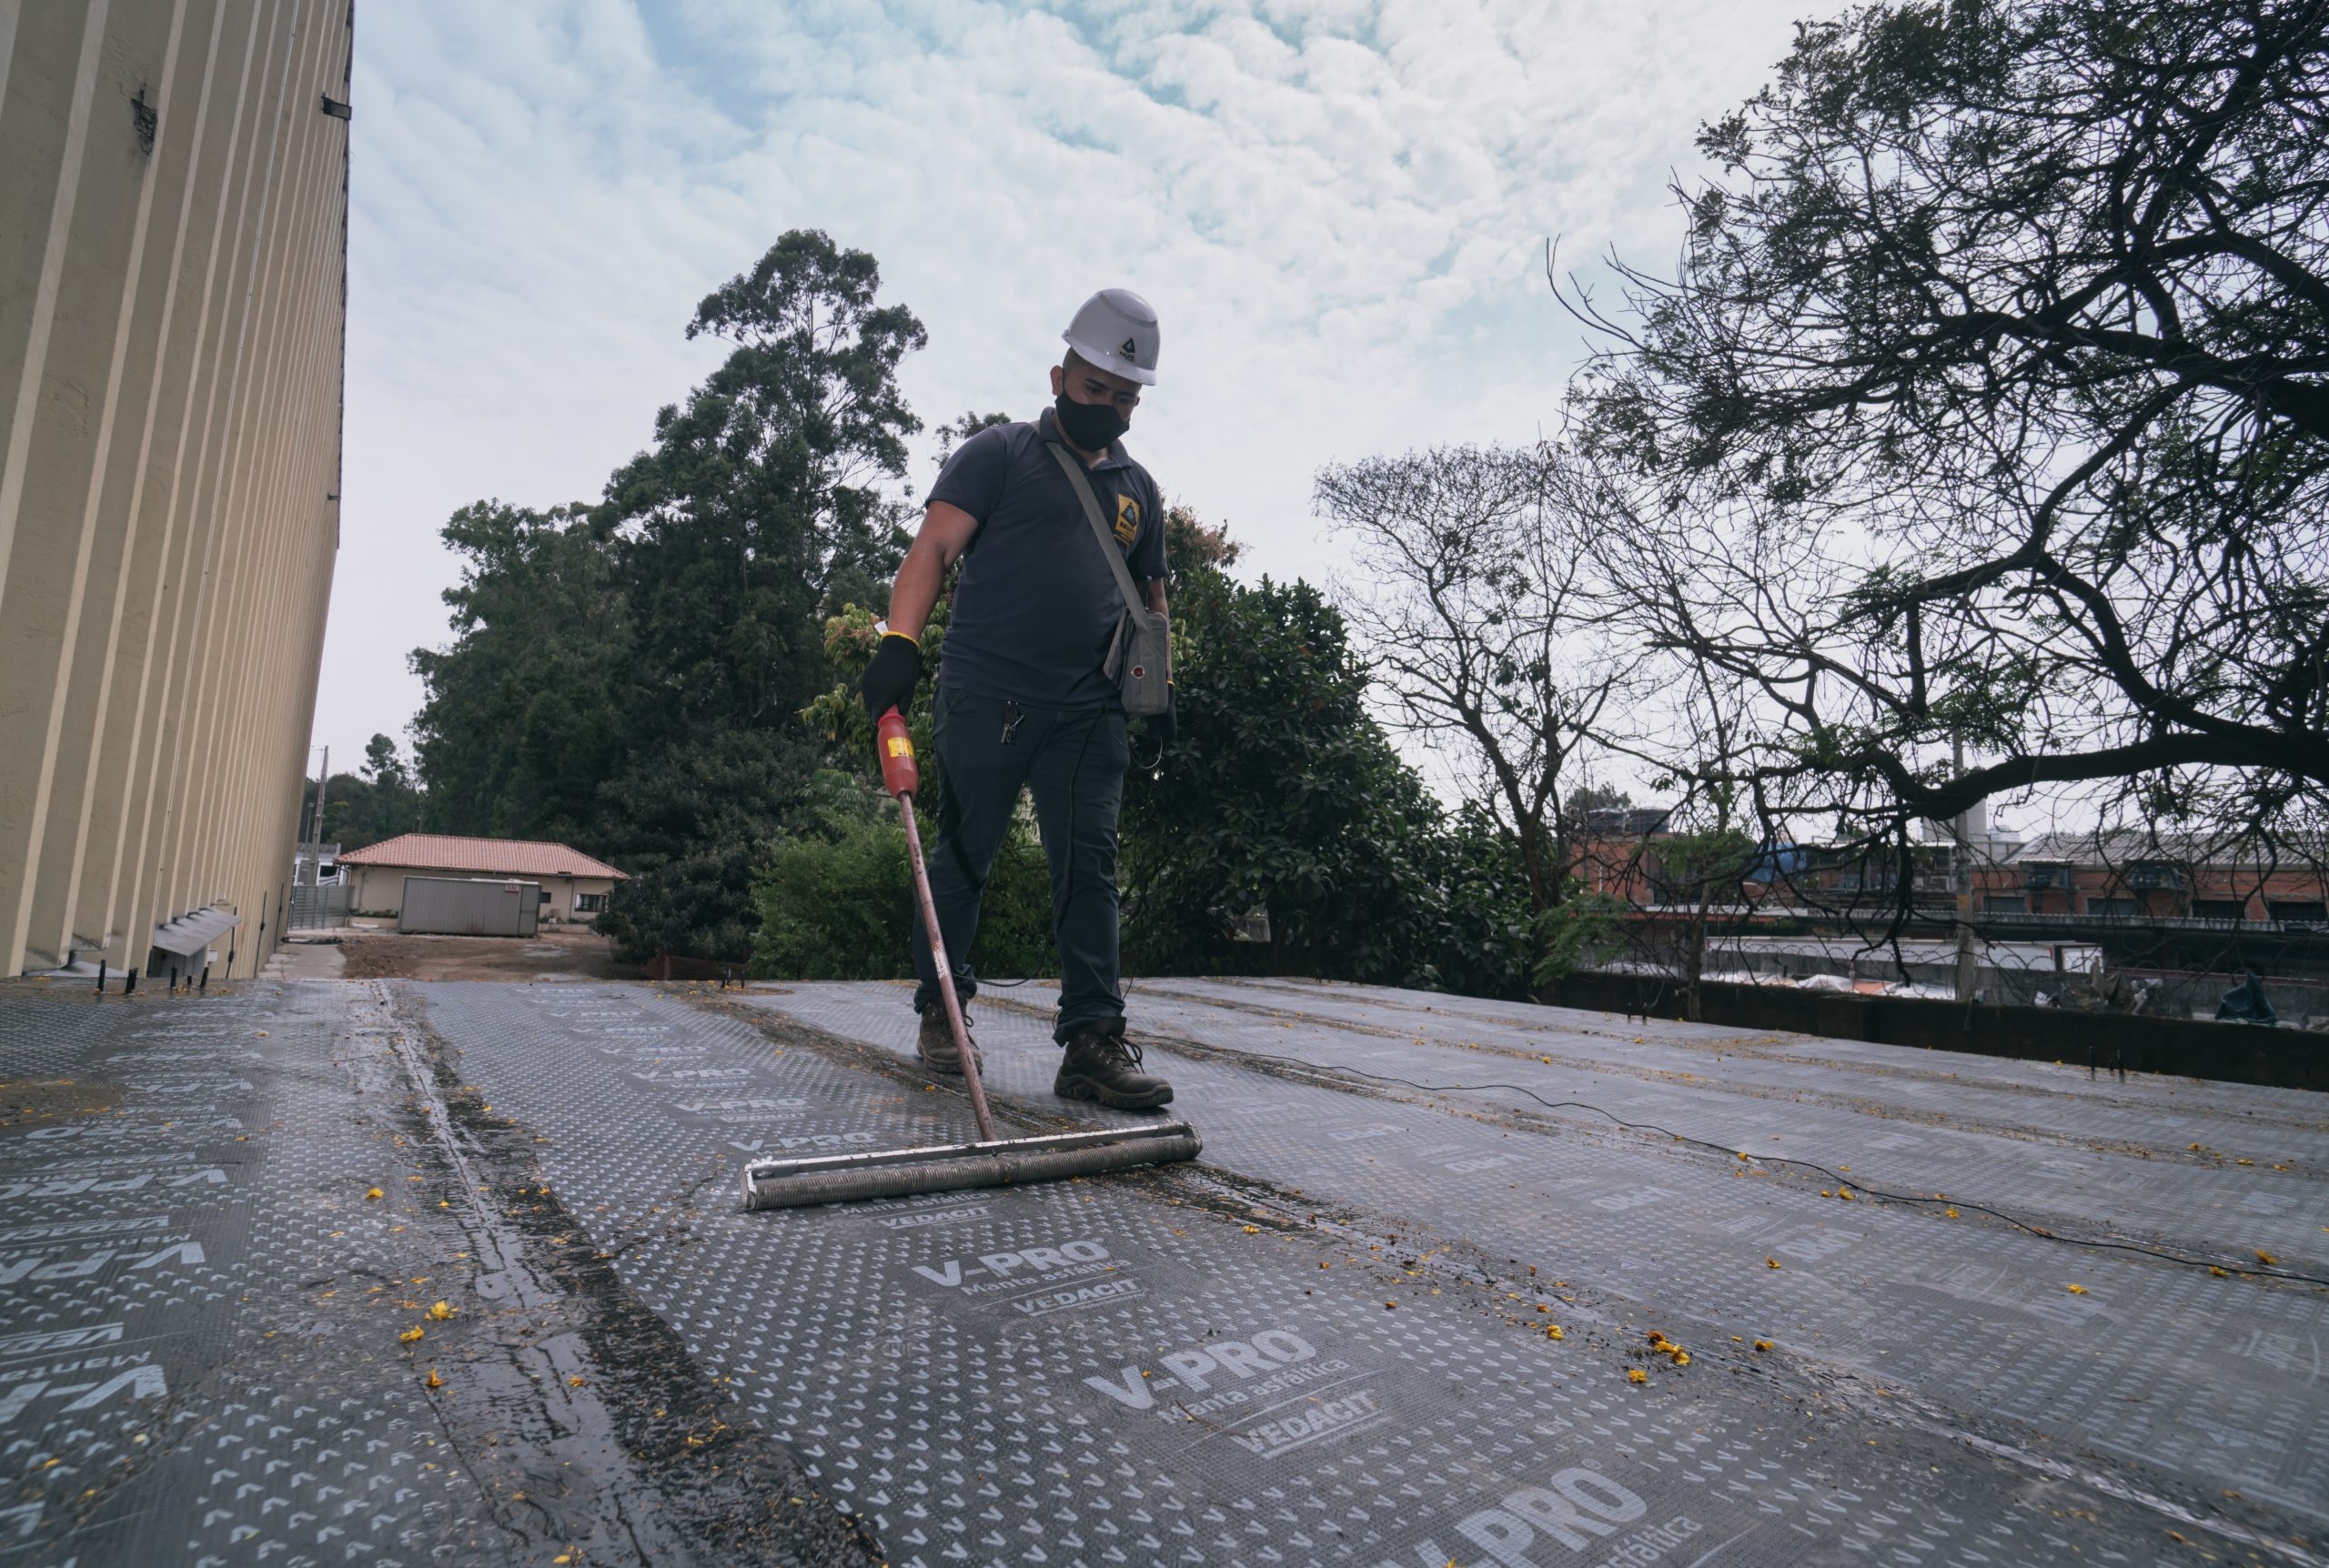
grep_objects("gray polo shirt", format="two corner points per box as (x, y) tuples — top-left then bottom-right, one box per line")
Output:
(930, 407), (1167, 709)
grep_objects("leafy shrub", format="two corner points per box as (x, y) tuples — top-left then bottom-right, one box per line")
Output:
(750, 804), (1057, 983)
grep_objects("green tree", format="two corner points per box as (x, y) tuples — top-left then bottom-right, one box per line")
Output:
(1163, 501), (1239, 587)
(1642, 822), (1757, 1020)
(408, 501), (628, 847)
(361, 734), (408, 792)
(933, 410), (1012, 464)
(606, 228), (924, 741)
(303, 734), (426, 851)
(1566, 0), (2329, 862)
(1120, 569), (1456, 985)
(1531, 886), (1628, 988)
(1430, 802), (1541, 999)
(590, 231), (927, 960)
(409, 233), (931, 961)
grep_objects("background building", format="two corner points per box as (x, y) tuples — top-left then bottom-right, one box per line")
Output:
(1974, 832), (2329, 925)
(337, 835), (629, 926)
(0, 1), (352, 979)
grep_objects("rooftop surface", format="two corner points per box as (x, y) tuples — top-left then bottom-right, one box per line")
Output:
(2, 973), (2323, 1565)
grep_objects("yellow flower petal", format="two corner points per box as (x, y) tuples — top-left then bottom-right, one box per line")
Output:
(1766, 1257), (1781, 1269)
(2065, 1283), (2086, 1294)
(1547, 1325), (1564, 1340)
(365, 1187), (383, 1201)
(2255, 1250), (2279, 1265)
(399, 1327), (425, 1343)
(1754, 1339), (1773, 1352)
(1627, 1368), (1648, 1383)
(428, 1301), (453, 1320)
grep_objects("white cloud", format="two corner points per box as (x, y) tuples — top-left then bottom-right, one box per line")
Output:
(318, 0), (1809, 775)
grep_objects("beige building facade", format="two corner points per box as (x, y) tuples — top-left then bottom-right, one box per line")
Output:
(0, 1), (352, 978)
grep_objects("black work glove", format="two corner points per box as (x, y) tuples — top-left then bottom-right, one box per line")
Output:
(860, 632), (922, 720)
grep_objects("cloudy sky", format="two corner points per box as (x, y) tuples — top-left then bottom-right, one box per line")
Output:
(317, 0), (1812, 775)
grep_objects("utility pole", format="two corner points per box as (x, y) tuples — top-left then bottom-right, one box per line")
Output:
(299, 746), (328, 887)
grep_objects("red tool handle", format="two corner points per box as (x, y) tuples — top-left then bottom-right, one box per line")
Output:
(876, 707), (919, 798)
(878, 707), (997, 1142)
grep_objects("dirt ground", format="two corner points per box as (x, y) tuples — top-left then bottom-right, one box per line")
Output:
(328, 924), (635, 981)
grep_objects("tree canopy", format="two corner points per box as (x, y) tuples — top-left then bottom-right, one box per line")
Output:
(303, 734), (424, 851)
(408, 501), (625, 847)
(1565, 0), (2329, 861)
(1121, 569), (1504, 987)
(410, 232), (927, 960)
(1317, 445), (1631, 914)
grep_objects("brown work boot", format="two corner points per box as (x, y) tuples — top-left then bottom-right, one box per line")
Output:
(917, 1006), (983, 1076)
(1054, 1025), (1174, 1110)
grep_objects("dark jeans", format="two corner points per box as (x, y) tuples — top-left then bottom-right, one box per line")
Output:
(910, 687), (1130, 1043)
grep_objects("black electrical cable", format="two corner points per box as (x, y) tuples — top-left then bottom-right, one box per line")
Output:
(1175, 1038), (2329, 1289)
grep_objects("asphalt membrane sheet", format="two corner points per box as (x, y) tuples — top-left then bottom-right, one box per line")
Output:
(1, 973), (2324, 1567)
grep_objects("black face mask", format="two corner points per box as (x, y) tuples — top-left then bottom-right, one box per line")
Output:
(1054, 393), (1129, 451)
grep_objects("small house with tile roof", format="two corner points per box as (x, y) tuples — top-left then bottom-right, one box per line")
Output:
(337, 835), (628, 926)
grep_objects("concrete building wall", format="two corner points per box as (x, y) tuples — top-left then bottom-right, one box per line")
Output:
(0, 0), (350, 978)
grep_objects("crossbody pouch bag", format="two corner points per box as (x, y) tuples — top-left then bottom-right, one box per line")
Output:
(1045, 440), (1172, 717)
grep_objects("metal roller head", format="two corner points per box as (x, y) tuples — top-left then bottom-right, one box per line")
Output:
(741, 1121), (1202, 1211)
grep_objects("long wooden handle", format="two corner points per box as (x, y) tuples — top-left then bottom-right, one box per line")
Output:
(898, 790), (997, 1142)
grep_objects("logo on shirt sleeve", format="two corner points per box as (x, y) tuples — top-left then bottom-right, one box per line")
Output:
(1113, 493), (1141, 546)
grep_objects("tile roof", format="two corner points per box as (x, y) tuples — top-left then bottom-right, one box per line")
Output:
(336, 834), (628, 879)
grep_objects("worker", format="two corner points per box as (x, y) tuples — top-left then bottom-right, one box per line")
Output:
(860, 289), (1175, 1110)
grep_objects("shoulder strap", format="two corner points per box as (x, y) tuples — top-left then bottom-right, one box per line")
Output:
(1045, 440), (1144, 611)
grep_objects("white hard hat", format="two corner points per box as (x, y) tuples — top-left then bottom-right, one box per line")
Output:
(1061, 288), (1160, 386)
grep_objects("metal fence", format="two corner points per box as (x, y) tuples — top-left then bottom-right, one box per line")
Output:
(286, 884), (351, 930)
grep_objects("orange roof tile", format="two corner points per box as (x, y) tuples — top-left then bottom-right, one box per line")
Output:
(336, 833), (628, 879)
